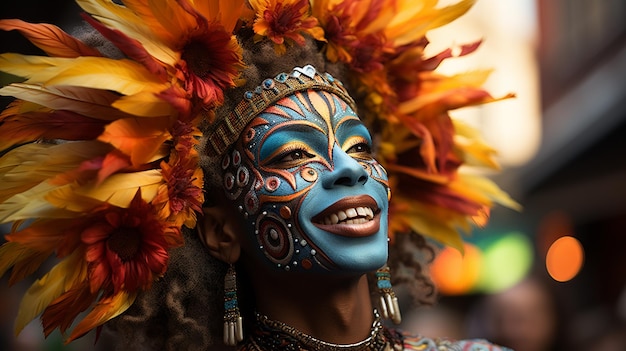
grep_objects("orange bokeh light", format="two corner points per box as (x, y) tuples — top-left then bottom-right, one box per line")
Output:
(430, 243), (482, 295)
(546, 236), (584, 282)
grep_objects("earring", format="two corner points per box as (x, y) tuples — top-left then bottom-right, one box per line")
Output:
(223, 264), (244, 346)
(376, 265), (402, 324)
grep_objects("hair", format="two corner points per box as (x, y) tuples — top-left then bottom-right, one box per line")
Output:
(105, 30), (436, 351)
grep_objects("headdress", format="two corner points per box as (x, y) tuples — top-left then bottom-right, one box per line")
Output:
(0, 0), (519, 343)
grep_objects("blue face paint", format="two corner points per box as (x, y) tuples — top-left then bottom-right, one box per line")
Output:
(220, 90), (390, 273)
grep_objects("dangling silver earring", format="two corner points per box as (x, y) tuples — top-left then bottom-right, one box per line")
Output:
(376, 265), (402, 324)
(223, 264), (244, 346)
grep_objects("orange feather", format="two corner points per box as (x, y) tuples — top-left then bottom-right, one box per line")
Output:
(0, 19), (102, 58)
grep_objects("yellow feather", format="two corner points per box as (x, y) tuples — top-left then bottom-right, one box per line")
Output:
(0, 83), (130, 120)
(388, 0), (474, 46)
(76, 0), (178, 65)
(14, 250), (87, 335)
(453, 119), (500, 169)
(0, 142), (110, 202)
(69, 170), (163, 208)
(397, 200), (467, 252)
(43, 57), (167, 96)
(67, 290), (137, 342)
(455, 173), (522, 211)
(398, 70), (493, 115)
(0, 182), (77, 223)
(0, 53), (64, 81)
(6, 247), (50, 286)
(0, 242), (36, 277)
(112, 92), (174, 117)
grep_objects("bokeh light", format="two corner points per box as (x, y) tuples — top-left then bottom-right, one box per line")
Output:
(546, 236), (584, 282)
(477, 232), (534, 293)
(431, 232), (534, 295)
(430, 243), (482, 295)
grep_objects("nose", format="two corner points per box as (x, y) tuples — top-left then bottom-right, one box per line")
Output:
(322, 145), (368, 188)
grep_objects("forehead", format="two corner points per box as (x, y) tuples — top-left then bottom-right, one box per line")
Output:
(256, 90), (359, 128)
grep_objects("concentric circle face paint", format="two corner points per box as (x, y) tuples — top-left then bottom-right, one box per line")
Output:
(221, 90), (389, 273)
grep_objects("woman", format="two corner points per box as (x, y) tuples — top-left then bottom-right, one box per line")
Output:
(0, 0), (518, 349)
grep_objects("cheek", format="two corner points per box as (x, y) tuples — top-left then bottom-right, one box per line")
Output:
(220, 146), (322, 269)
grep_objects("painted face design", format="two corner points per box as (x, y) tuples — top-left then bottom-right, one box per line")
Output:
(221, 90), (390, 273)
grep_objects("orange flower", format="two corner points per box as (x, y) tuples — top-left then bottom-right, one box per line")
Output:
(155, 158), (204, 228)
(251, 0), (325, 53)
(81, 191), (177, 295)
(177, 21), (245, 107)
(82, 0), (246, 110)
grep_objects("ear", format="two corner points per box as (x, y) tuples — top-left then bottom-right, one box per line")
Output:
(197, 206), (241, 264)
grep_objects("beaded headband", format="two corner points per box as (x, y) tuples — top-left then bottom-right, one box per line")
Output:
(206, 65), (356, 156)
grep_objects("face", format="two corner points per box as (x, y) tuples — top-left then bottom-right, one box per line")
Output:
(220, 90), (390, 274)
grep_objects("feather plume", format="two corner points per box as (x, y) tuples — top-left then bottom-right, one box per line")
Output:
(0, 83), (130, 120)
(390, 199), (467, 251)
(5, 219), (84, 257)
(41, 282), (96, 336)
(111, 91), (174, 117)
(0, 19), (102, 58)
(14, 250), (87, 335)
(98, 117), (172, 166)
(67, 290), (137, 342)
(0, 182), (78, 223)
(0, 241), (54, 286)
(76, 0), (178, 64)
(0, 142), (110, 202)
(387, 0), (475, 46)
(0, 111), (107, 150)
(454, 173), (522, 211)
(59, 170), (163, 208)
(81, 14), (167, 80)
(0, 53), (67, 81)
(42, 57), (168, 96)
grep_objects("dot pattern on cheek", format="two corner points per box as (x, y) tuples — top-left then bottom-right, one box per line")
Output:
(232, 150), (241, 166)
(279, 206), (291, 219)
(236, 166), (249, 187)
(300, 167), (318, 182)
(265, 176), (281, 192)
(244, 190), (259, 214)
(243, 127), (255, 144)
(257, 212), (294, 266)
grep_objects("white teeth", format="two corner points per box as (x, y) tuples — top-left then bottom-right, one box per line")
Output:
(346, 208), (357, 217)
(356, 207), (366, 216)
(319, 207), (375, 225)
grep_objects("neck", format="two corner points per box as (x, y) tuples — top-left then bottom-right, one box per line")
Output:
(247, 267), (375, 345)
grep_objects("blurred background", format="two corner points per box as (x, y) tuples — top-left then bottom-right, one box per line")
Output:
(1, 0), (625, 350)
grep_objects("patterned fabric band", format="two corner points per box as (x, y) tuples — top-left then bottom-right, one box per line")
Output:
(205, 65), (357, 156)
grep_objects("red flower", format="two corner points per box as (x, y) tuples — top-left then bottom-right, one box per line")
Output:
(179, 21), (244, 107)
(251, 0), (325, 53)
(81, 191), (174, 295)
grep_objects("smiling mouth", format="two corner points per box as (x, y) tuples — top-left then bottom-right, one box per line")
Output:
(319, 206), (375, 225)
(312, 195), (381, 237)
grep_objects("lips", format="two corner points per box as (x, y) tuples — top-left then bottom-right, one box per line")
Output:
(311, 195), (381, 237)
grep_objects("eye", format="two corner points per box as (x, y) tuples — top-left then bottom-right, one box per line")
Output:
(281, 149), (311, 162)
(268, 147), (315, 168)
(347, 143), (371, 154)
(344, 138), (373, 161)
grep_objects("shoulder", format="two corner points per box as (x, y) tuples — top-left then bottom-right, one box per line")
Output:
(398, 331), (513, 351)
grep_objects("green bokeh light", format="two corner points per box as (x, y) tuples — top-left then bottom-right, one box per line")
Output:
(477, 232), (533, 293)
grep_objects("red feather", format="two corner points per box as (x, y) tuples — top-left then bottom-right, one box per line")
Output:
(0, 19), (102, 58)
(82, 14), (168, 81)
(0, 110), (107, 150)
(41, 281), (97, 336)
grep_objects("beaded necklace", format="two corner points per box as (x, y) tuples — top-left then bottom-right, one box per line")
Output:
(242, 310), (403, 351)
